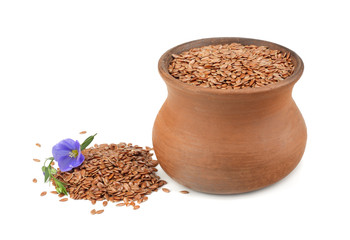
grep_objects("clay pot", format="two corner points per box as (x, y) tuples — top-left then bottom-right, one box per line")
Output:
(153, 37), (306, 194)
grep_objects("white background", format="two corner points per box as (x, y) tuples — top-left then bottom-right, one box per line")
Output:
(0, 0), (349, 239)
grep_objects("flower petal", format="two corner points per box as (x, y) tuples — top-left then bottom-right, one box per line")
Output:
(71, 151), (85, 168)
(52, 139), (76, 162)
(56, 155), (75, 172)
(74, 140), (81, 151)
(59, 139), (77, 150)
(52, 146), (70, 162)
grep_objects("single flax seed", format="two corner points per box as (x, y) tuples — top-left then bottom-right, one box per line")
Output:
(180, 190), (189, 194)
(96, 210), (104, 214)
(133, 205), (140, 210)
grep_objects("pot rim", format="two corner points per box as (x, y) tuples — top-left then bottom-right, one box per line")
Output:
(158, 37), (304, 95)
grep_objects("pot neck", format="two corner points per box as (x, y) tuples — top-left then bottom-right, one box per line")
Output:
(166, 83), (294, 118)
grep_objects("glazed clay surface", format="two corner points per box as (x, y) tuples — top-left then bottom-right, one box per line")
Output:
(153, 38), (306, 194)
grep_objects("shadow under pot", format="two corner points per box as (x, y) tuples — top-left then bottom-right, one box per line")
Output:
(153, 37), (306, 194)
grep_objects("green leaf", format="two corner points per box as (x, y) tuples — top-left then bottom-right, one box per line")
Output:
(48, 164), (57, 175)
(50, 167), (57, 175)
(44, 167), (50, 182)
(54, 178), (68, 195)
(80, 133), (97, 150)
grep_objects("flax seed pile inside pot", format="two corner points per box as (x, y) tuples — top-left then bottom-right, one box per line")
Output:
(53, 143), (166, 207)
(168, 43), (295, 89)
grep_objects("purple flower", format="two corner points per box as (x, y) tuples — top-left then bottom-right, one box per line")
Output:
(52, 139), (85, 172)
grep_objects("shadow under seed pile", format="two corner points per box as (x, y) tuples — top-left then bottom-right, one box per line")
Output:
(54, 143), (166, 204)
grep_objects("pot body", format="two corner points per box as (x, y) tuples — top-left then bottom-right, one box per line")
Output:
(153, 38), (306, 194)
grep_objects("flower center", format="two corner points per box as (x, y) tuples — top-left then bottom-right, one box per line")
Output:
(69, 150), (79, 158)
